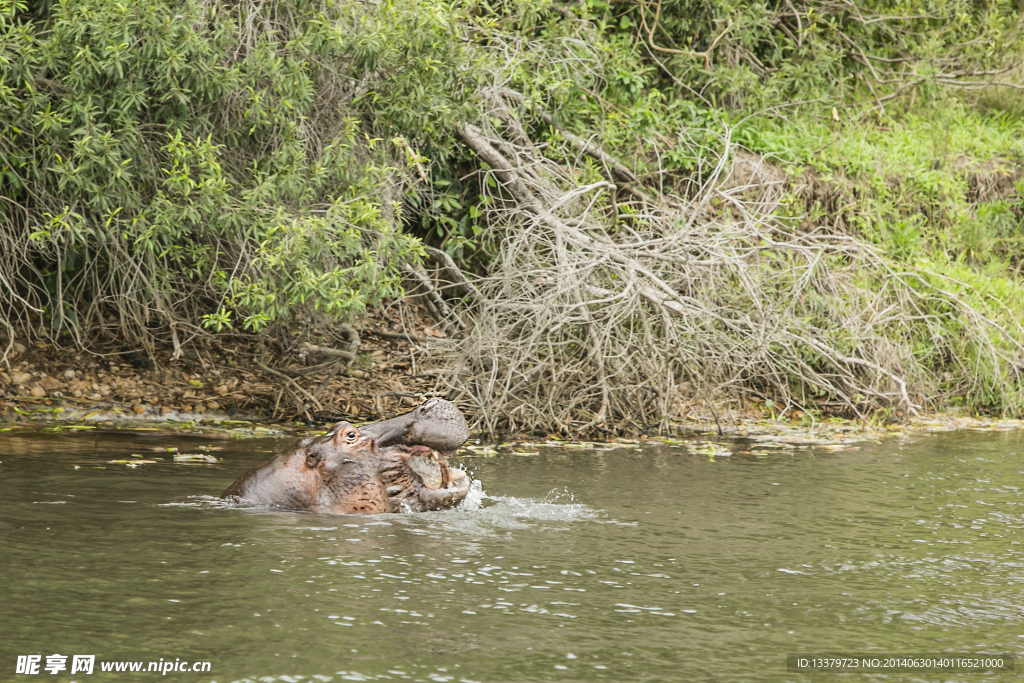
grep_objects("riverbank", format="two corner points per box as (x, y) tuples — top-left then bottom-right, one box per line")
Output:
(4, 297), (1024, 443)
(2, 326), (1020, 448)
(4, 0), (1024, 440)
(0, 302), (451, 431)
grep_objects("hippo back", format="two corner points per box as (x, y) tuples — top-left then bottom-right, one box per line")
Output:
(221, 441), (321, 509)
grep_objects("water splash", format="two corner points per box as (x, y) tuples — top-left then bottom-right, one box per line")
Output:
(457, 477), (486, 510)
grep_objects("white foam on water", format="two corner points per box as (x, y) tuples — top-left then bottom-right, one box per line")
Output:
(178, 482), (605, 537)
(456, 477), (485, 510)
(164, 495), (241, 509)
(478, 494), (598, 523)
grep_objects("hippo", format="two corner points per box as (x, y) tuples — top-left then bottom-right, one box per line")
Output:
(221, 400), (472, 514)
(358, 396), (469, 455)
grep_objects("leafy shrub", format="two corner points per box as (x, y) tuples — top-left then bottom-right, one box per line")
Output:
(0, 0), (475, 341)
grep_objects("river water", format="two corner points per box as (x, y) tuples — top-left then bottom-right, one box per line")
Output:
(2, 427), (1023, 681)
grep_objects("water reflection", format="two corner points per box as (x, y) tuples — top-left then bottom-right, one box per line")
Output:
(1, 429), (1022, 681)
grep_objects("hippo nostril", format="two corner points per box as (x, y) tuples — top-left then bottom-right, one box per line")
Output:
(341, 458), (356, 465)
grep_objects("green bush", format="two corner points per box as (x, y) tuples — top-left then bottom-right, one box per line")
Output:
(2, 0), (1024, 420)
(0, 0), (476, 339)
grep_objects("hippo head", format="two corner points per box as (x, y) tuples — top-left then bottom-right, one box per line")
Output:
(314, 421), (471, 514)
(312, 422), (392, 514)
(220, 422), (376, 511)
(222, 422), (470, 514)
(358, 397), (470, 455)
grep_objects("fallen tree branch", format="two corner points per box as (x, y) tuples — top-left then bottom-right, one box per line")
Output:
(367, 329), (429, 344)
(254, 360), (324, 412)
(310, 347), (358, 362)
(435, 114), (1024, 435)
(459, 124), (707, 326)
(800, 336), (920, 417)
(279, 359), (342, 377)
(402, 263), (464, 333)
(312, 362), (347, 402)
(298, 325), (360, 365)
(494, 89), (660, 206)
(423, 246), (483, 303)
(374, 391), (421, 416)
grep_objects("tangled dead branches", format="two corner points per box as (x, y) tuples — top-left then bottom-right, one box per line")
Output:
(425, 91), (1024, 435)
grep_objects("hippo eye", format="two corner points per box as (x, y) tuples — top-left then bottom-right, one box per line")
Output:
(331, 424), (362, 448)
(305, 453), (320, 468)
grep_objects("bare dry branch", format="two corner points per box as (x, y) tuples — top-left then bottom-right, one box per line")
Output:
(414, 116), (1024, 435)
(423, 246), (483, 304)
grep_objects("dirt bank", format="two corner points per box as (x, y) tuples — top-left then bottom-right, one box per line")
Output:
(3, 299), (1022, 445)
(0, 303), (450, 428)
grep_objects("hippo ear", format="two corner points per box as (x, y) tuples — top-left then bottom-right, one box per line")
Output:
(305, 452), (321, 468)
(420, 397), (440, 413)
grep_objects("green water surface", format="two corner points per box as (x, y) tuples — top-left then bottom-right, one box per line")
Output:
(2, 428), (1023, 681)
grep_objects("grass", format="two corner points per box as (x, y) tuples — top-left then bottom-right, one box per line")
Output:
(731, 97), (1023, 275)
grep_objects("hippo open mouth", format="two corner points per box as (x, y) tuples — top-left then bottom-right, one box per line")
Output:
(378, 444), (471, 513)
(221, 399), (472, 514)
(407, 447), (456, 489)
